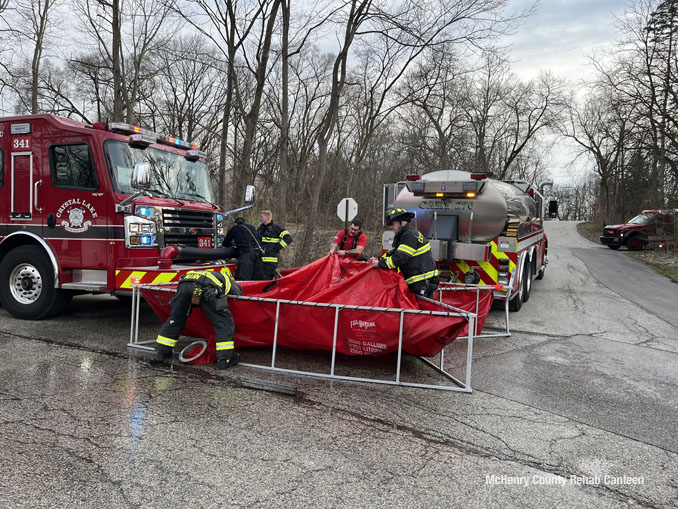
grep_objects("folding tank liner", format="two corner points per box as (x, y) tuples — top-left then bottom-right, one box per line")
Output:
(128, 256), (507, 392)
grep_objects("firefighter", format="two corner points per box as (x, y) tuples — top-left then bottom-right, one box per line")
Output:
(370, 208), (439, 298)
(328, 219), (367, 260)
(151, 269), (243, 369)
(257, 210), (293, 280)
(221, 217), (265, 280)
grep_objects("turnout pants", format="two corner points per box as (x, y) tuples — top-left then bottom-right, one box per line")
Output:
(236, 250), (264, 281)
(408, 278), (438, 299)
(262, 260), (278, 280)
(155, 282), (236, 360)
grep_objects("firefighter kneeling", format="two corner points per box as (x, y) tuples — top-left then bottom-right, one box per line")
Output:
(370, 208), (439, 298)
(151, 270), (243, 369)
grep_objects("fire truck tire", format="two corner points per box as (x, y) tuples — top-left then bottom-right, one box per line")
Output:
(522, 261), (532, 303)
(627, 236), (644, 251)
(0, 247), (71, 319)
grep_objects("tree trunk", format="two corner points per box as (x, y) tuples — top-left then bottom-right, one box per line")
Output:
(31, 0), (51, 114)
(217, 100), (231, 210)
(278, 0), (290, 224)
(298, 138), (328, 265)
(230, 0), (281, 207)
(217, 28), (237, 209)
(112, 0), (123, 121)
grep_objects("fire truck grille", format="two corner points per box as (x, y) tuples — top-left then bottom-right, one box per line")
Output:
(161, 208), (214, 248)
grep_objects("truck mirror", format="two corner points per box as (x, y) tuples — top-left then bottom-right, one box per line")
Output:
(548, 199), (558, 217)
(244, 185), (256, 204)
(132, 162), (151, 190)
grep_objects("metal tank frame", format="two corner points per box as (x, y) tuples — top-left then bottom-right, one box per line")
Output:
(127, 282), (484, 392)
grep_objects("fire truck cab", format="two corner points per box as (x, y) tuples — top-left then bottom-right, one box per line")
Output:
(0, 114), (248, 319)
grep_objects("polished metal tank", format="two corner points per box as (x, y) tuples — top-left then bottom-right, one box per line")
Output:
(392, 170), (538, 243)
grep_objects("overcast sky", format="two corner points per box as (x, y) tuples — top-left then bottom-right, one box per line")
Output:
(505, 0), (627, 81)
(500, 0), (629, 184)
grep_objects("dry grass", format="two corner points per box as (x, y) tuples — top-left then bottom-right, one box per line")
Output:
(576, 222), (678, 282)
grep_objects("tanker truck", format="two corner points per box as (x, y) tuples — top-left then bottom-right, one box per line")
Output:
(382, 170), (554, 312)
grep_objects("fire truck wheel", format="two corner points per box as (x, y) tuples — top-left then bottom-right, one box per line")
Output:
(522, 261), (532, 303)
(0, 246), (70, 319)
(627, 236), (644, 251)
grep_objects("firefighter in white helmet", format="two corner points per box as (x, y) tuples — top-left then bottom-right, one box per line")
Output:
(370, 208), (439, 298)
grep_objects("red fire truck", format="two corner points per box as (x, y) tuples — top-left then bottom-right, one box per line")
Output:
(0, 114), (250, 319)
(600, 209), (677, 250)
(383, 170), (554, 311)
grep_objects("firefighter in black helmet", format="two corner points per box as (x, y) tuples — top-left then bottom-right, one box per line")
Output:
(151, 269), (243, 369)
(370, 208), (439, 298)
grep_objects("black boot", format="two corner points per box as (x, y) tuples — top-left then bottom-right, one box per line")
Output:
(217, 352), (240, 369)
(150, 345), (173, 365)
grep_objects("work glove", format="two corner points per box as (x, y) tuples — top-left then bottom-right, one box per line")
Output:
(202, 287), (217, 305)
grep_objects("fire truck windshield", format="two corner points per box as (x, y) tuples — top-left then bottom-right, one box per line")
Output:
(105, 141), (217, 204)
(627, 213), (653, 225)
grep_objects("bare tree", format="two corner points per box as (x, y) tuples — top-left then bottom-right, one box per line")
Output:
(592, 0), (678, 208)
(0, 0), (18, 98)
(263, 45), (332, 218)
(142, 35), (226, 149)
(398, 47), (467, 172)
(459, 50), (512, 175)
(177, 0), (283, 209)
(562, 90), (630, 221)
(495, 71), (568, 179)
(278, 0), (290, 223)
(19, 0), (59, 113)
(551, 176), (598, 221)
(74, 0), (176, 122)
(0, 0), (62, 113)
(297, 0), (515, 264)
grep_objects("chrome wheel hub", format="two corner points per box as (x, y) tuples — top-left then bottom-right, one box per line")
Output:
(10, 263), (43, 304)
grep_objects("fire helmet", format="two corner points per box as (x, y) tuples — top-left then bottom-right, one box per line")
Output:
(384, 208), (415, 225)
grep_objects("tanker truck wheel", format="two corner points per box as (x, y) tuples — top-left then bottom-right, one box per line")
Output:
(536, 263), (546, 280)
(508, 268), (523, 312)
(0, 247), (71, 319)
(522, 262), (532, 303)
(509, 291), (522, 312)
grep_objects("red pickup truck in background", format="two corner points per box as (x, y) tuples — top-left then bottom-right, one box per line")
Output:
(600, 210), (677, 251)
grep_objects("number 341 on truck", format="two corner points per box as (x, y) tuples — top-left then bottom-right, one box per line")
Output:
(0, 114), (252, 320)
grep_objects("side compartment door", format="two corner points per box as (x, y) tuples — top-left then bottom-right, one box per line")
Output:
(39, 138), (109, 273)
(8, 129), (34, 223)
(0, 124), (5, 238)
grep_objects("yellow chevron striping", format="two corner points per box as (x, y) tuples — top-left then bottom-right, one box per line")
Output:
(457, 260), (488, 285)
(478, 260), (498, 283)
(152, 272), (178, 284)
(121, 270), (147, 289)
(491, 241), (516, 271)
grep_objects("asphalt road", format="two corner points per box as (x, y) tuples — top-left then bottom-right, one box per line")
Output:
(0, 221), (676, 508)
(571, 246), (678, 329)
